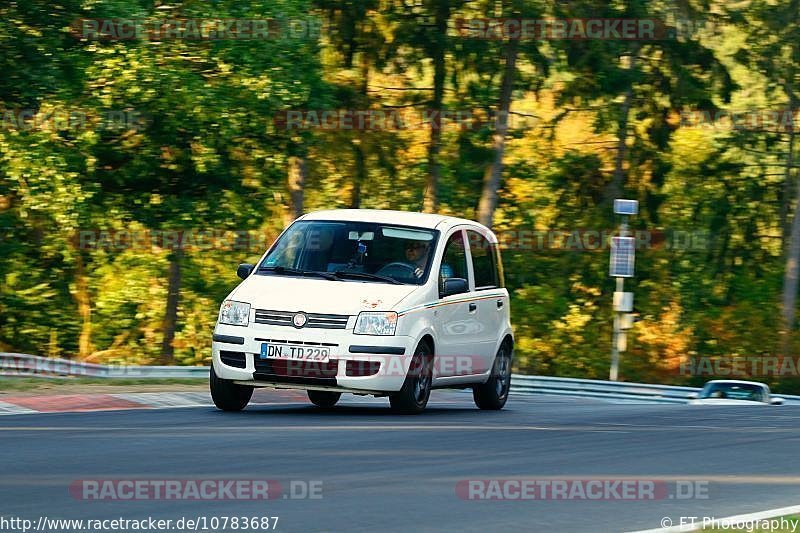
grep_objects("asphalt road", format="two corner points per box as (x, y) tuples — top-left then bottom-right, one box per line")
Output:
(1, 391), (800, 533)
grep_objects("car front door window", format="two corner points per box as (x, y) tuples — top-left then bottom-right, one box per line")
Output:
(439, 231), (468, 292)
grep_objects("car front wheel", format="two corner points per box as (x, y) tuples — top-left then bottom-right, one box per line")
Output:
(389, 341), (433, 414)
(473, 343), (512, 410)
(210, 365), (254, 411)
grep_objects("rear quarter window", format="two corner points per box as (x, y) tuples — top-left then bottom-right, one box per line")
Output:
(467, 230), (500, 289)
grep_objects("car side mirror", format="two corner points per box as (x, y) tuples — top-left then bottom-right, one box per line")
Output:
(441, 277), (468, 297)
(771, 396), (785, 405)
(237, 263), (255, 280)
(687, 392), (698, 400)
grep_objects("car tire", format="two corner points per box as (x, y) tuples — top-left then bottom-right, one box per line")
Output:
(473, 342), (512, 410)
(210, 365), (253, 411)
(307, 390), (341, 408)
(389, 341), (433, 414)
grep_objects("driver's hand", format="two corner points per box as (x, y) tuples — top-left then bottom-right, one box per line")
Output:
(414, 266), (423, 277)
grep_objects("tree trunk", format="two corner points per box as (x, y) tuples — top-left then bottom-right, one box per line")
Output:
(350, 55), (369, 209)
(350, 142), (365, 208)
(422, 0), (450, 214)
(780, 126), (796, 246)
(74, 250), (93, 360)
(161, 247), (183, 363)
(424, 124), (442, 213)
(287, 155), (306, 222)
(782, 174), (800, 350)
(603, 49), (639, 206)
(780, 72), (798, 354)
(476, 38), (518, 228)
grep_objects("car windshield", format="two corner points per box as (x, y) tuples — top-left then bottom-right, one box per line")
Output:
(699, 383), (766, 402)
(257, 220), (438, 285)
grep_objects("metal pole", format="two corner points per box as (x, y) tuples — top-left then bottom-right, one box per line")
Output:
(610, 217), (629, 381)
(610, 326), (618, 380)
(610, 277), (624, 381)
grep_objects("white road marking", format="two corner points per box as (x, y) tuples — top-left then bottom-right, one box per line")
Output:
(0, 424), (628, 432)
(0, 401), (37, 415)
(111, 392), (212, 408)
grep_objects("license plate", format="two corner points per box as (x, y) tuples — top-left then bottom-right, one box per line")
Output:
(260, 343), (330, 362)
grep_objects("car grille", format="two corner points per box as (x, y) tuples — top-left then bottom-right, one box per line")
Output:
(254, 309), (349, 329)
(253, 358), (339, 387)
(253, 338), (338, 347)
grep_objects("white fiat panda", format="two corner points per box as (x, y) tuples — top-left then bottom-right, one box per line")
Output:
(210, 209), (513, 414)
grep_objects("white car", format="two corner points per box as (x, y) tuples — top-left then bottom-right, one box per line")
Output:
(688, 380), (784, 405)
(210, 209), (513, 414)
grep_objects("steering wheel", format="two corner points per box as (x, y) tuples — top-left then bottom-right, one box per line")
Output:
(375, 262), (417, 278)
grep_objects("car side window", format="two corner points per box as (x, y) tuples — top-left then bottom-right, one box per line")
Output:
(467, 230), (499, 289)
(440, 231), (468, 290)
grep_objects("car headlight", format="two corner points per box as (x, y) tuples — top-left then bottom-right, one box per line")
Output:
(219, 300), (251, 327)
(354, 311), (397, 336)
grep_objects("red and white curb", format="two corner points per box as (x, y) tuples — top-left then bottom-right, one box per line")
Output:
(0, 400), (39, 415)
(112, 392), (217, 409)
(0, 389), (482, 416)
(0, 390), (309, 416)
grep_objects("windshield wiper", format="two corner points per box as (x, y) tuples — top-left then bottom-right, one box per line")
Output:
(257, 265), (337, 281)
(332, 270), (403, 285)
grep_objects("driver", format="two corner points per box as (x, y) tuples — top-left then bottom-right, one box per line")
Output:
(404, 240), (430, 278)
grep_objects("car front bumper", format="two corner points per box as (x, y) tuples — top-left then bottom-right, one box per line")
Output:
(211, 323), (414, 393)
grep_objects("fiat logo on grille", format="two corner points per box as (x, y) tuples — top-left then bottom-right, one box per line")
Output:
(292, 312), (308, 328)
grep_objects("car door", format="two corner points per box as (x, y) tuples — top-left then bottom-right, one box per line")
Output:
(465, 229), (505, 373)
(433, 229), (484, 378)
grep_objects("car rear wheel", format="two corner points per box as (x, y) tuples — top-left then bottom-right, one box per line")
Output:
(389, 341), (433, 414)
(307, 390), (341, 408)
(210, 365), (253, 411)
(473, 343), (512, 410)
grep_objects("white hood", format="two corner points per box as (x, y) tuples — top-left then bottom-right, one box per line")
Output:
(229, 274), (419, 315)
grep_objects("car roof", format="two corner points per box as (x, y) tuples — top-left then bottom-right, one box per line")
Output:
(704, 380), (769, 388)
(299, 209), (490, 234)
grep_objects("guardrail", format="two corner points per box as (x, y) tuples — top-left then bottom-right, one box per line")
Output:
(510, 374), (698, 403)
(3, 353), (800, 405)
(510, 374), (800, 405)
(0, 353), (208, 379)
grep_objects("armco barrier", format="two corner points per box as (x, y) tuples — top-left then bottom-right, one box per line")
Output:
(2, 353), (799, 404)
(510, 374), (697, 403)
(0, 353), (208, 379)
(510, 374), (800, 405)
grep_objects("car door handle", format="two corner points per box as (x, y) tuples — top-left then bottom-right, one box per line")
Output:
(497, 300), (504, 309)
(468, 303), (477, 312)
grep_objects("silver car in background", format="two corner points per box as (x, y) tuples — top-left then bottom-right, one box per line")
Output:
(688, 380), (784, 405)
